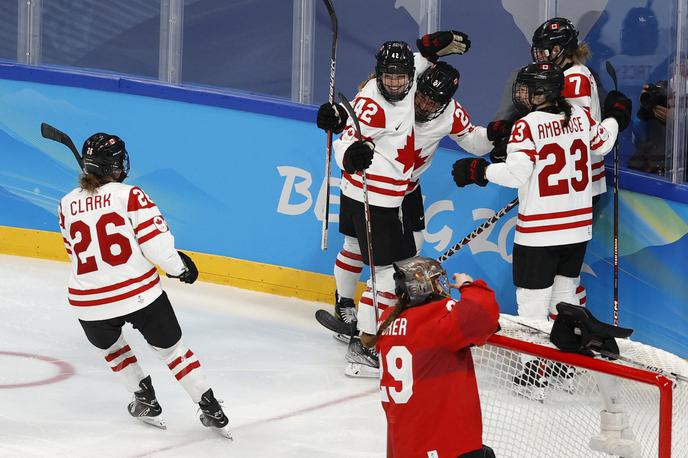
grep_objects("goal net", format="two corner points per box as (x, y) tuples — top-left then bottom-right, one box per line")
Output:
(473, 314), (688, 458)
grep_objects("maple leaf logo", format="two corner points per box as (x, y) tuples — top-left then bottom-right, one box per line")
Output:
(395, 130), (419, 173)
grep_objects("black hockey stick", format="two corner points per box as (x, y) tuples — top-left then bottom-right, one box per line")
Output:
(605, 61), (620, 326)
(337, 92), (379, 322)
(315, 308), (352, 335)
(437, 197), (519, 262)
(320, 0), (338, 251)
(41, 122), (83, 170)
(500, 315), (688, 383)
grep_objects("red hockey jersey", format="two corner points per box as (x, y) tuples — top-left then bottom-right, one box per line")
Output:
(377, 280), (499, 458)
(58, 182), (185, 321)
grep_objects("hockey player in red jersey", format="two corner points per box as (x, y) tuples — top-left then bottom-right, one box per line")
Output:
(58, 133), (231, 438)
(362, 256), (498, 458)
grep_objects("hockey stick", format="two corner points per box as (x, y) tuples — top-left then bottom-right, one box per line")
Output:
(41, 122), (83, 170)
(320, 0), (338, 251)
(501, 315), (688, 383)
(437, 197), (519, 262)
(605, 61), (620, 326)
(337, 92), (379, 322)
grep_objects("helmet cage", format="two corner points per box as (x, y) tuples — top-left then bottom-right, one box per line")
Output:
(375, 41), (415, 102)
(393, 257), (450, 307)
(531, 17), (579, 64)
(415, 62), (460, 122)
(82, 133), (130, 182)
(512, 62), (564, 113)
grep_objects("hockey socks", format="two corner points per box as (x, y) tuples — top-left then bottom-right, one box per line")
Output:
(153, 339), (209, 403)
(102, 334), (146, 393)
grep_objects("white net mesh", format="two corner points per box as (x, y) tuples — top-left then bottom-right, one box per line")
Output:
(472, 314), (688, 458)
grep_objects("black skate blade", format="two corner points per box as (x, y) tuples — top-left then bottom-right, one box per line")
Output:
(315, 309), (353, 336)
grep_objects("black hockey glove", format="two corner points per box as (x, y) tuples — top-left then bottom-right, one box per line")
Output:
(316, 102), (348, 134)
(452, 158), (489, 187)
(486, 119), (513, 143)
(166, 251), (199, 284)
(342, 140), (375, 174)
(416, 30), (471, 62)
(603, 90), (632, 132)
(489, 142), (507, 163)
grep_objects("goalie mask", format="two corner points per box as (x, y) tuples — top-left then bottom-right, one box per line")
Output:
(415, 61), (460, 123)
(393, 257), (450, 307)
(531, 17), (579, 64)
(82, 133), (130, 182)
(512, 62), (564, 113)
(375, 41), (415, 102)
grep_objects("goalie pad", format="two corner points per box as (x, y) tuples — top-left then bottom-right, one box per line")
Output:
(550, 303), (633, 357)
(589, 410), (642, 457)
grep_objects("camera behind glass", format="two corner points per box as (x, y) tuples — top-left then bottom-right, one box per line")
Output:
(640, 80), (668, 111)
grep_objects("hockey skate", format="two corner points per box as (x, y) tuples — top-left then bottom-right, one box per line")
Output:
(344, 337), (379, 378)
(198, 388), (233, 440)
(512, 360), (548, 402)
(333, 293), (357, 344)
(128, 375), (166, 429)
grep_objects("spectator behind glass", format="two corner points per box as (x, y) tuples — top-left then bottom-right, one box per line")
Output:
(629, 80), (668, 175)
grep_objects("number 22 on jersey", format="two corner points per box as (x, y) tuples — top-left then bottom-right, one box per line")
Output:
(380, 345), (414, 404)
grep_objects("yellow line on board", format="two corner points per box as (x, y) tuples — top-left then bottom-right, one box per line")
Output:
(0, 225), (365, 304)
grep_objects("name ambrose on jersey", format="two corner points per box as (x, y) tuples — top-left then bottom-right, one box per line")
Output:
(380, 317), (408, 336)
(69, 193), (112, 215)
(536, 115), (585, 140)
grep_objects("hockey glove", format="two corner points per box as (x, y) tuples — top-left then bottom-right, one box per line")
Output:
(342, 141), (375, 174)
(316, 102), (348, 134)
(486, 119), (513, 143)
(167, 251), (199, 284)
(416, 30), (471, 62)
(603, 90), (632, 132)
(452, 158), (489, 187)
(489, 142), (507, 163)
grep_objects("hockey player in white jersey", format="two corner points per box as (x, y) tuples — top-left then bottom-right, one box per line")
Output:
(58, 133), (231, 438)
(452, 61), (630, 334)
(319, 61), (492, 351)
(316, 35), (474, 376)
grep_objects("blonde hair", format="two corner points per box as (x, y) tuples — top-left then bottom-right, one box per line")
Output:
(358, 73), (376, 91)
(569, 43), (591, 65)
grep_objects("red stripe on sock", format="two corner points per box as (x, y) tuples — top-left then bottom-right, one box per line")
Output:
(112, 356), (137, 372)
(168, 356), (183, 370)
(105, 345), (131, 362)
(175, 361), (201, 380)
(335, 259), (363, 273)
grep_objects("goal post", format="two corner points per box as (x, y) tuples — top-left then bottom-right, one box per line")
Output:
(473, 315), (688, 458)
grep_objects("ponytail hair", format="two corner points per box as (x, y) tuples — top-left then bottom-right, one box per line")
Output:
(358, 73), (376, 91)
(556, 95), (573, 128)
(79, 173), (109, 193)
(569, 42), (591, 65)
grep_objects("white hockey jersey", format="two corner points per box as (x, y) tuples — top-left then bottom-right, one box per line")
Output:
(563, 63), (606, 196)
(409, 99), (492, 192)
(58, 182), (186, 321)
(485, 105), (618, 247)
(335, 54), (429, 208)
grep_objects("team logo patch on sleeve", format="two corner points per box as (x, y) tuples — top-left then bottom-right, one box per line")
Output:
(153, 215), (169, 233)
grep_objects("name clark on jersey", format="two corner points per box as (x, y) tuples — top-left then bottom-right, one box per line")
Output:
(70, 193), (112, 215)
(381, 317), (408, 336)
(536, 115), (585, 140)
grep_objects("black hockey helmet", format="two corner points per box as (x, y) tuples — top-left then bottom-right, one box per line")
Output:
(415, 61), (460, 122)
(82, 132), (130, 182)
(512, 61), (565, 113)
(375, 41), (415, 102)
(393, 256), (450, 307)
(531, 17), (579, 64)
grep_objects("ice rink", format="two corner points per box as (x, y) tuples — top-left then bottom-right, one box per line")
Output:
(0, 254), (385, 457)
